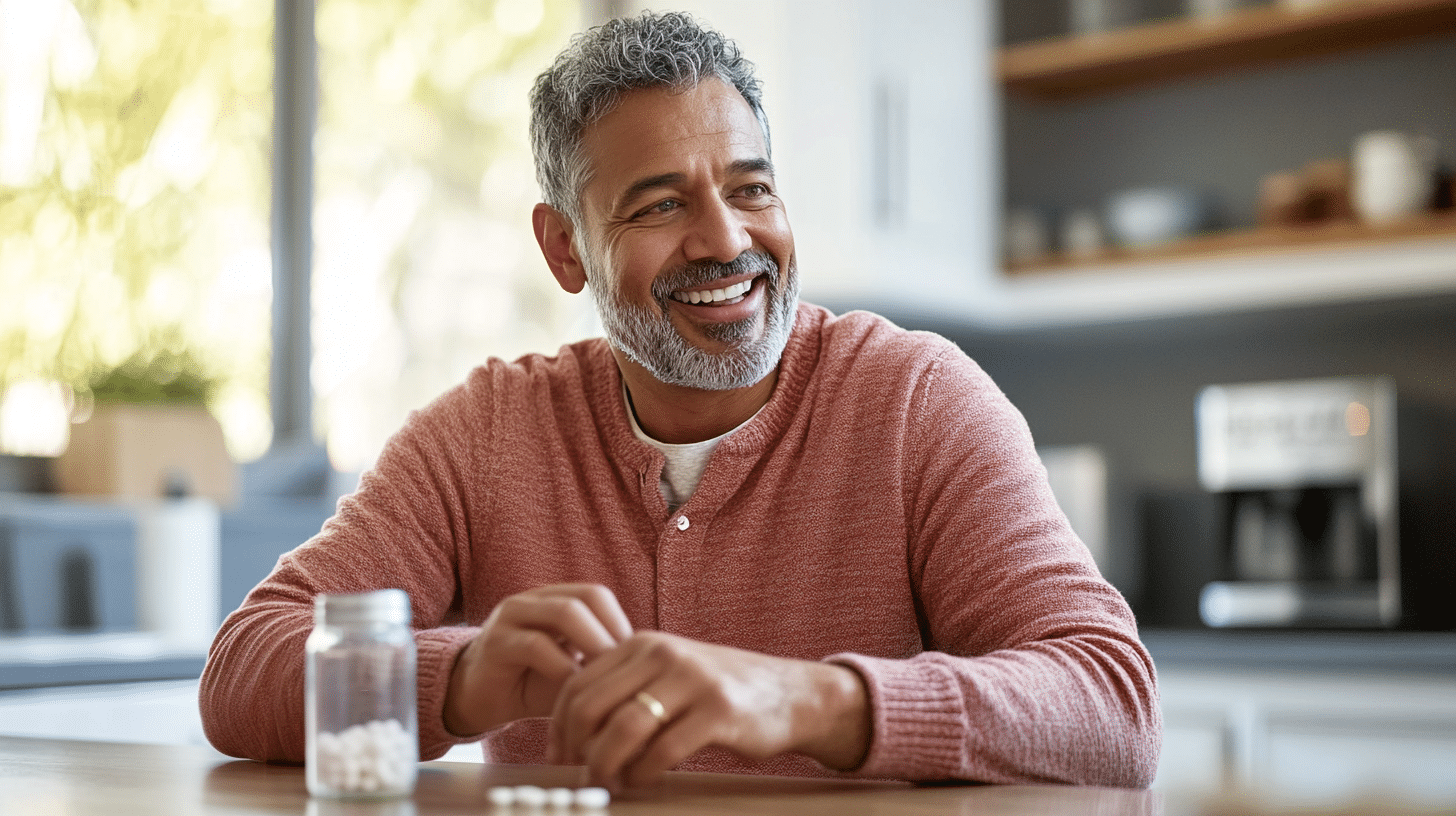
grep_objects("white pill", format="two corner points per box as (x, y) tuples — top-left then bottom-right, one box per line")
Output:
(574, 787), (611, 809)
(514, 785), (549, 807)
(486, 785), (516, 806)
(546, 787), (574, 807)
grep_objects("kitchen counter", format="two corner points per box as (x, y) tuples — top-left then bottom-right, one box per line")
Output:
(1143, 627), (1456, 675)
(0, 632), (206, 690)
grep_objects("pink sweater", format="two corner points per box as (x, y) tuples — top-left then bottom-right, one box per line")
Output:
(200, 303), (1160, 786)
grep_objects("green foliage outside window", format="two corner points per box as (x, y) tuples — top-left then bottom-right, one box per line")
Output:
(0, 0), (272, 456)
(312, 0), (585, 469)
(2, 0), (584, 465)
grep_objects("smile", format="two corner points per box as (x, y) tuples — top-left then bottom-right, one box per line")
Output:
(669, 278), (754, 305)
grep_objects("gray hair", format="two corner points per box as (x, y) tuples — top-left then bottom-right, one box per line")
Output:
(528, 10), (771, 227)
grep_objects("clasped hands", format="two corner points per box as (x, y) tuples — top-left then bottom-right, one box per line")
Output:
(443, 584), (869, 791)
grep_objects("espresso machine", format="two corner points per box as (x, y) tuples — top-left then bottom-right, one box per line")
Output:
(1196, 377), (1401, 628)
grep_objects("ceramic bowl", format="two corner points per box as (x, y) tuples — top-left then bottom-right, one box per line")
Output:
(1104, 187), (1212, 248)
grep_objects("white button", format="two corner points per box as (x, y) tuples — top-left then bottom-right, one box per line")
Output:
(676, 515), (690, 531)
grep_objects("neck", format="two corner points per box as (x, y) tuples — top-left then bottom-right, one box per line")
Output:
(614, 350), (777, 444)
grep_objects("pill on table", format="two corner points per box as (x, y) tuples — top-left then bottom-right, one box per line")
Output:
(574, 787), (611, 809)
(547, 787), (574, 807)
(514, 785), (549, 807)
(486, 785), (516, 806)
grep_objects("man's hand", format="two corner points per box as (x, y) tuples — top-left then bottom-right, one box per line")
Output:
(443, 584), (633, 737)
(545, 631), (871, 791)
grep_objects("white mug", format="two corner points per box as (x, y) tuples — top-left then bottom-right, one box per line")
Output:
(1352, 130), (1437, 224)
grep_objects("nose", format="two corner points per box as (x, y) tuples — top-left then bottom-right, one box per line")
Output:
(682, 197), (753, 264)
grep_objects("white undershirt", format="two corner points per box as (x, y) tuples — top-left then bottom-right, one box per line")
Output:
(623, 383), (759, 511)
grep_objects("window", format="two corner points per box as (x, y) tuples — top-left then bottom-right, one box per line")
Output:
(0, 0), (589, 474)
(313, 0), (588, 471)
(0, 0), (272, 459)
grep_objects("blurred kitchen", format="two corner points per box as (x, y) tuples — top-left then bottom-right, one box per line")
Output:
(2, 0), (1456, 809)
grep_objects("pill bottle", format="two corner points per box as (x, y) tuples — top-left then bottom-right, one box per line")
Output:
(306, 588), (418, 799)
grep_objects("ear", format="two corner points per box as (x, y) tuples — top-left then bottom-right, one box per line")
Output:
(533, 203), (588, 295)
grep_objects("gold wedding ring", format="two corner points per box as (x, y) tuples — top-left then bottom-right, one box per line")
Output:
(634, 690), (667, 723)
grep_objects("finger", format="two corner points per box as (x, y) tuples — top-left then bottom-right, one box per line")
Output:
(621, 705), (719, 788)
(581, 687), (685, 790)
(547, 643), (660, 764)
(551, 584), (634, 643)
(497, 593), (622, 659)
(495, 627), (580, 683)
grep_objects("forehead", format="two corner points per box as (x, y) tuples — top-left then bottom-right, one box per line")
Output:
(577, 79), (767, 204)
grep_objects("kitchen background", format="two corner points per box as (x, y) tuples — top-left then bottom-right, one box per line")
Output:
(3, 0), (1456, 806)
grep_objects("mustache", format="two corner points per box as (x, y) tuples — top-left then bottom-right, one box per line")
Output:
(650, 249), (779, 306)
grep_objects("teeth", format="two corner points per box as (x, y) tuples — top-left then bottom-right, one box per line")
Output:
(673, 279), (752, 305)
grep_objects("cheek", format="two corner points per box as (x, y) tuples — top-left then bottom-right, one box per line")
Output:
(751, 202), (792, 235)
(610, 234), (678, 288)
(751, 210), (794, 258)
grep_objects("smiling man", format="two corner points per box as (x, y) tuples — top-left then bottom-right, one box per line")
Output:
(535, 75), (800, 443)
(201, 11), (1161, 792)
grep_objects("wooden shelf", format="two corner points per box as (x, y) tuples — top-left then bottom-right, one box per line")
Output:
(999, 0), (1456, 99)
(1005, 209), (1456, 276)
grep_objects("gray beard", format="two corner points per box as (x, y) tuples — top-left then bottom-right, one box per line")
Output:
(589, 249), (799, 391)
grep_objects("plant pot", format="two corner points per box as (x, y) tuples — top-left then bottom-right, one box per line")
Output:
(55, 404), (237, 506)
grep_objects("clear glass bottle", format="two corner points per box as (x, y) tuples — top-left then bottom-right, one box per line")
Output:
(306, 588), (418, 799)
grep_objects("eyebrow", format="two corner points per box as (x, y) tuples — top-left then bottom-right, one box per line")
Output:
(615, 158), (776, 211)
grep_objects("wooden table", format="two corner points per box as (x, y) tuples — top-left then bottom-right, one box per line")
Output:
(0, 735), (1168, 815)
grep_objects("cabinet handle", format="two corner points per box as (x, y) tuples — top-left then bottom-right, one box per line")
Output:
(872, 77), (907, 227)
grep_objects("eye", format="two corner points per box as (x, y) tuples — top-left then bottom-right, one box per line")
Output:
(735, 183), (773, 207)
(633, 199), (680, 219)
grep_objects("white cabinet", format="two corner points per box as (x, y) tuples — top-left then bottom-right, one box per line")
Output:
(1156, 667), (1456, 806)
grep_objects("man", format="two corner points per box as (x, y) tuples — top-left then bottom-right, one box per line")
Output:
(200, 11), (1160, 790)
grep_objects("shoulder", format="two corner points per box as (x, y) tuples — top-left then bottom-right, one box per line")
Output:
(399, 337), (615, 441)
(795, 303), (994, 396)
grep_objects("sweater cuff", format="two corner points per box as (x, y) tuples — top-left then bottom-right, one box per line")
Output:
(825, 652), (967, 780)
(415, 625), (484, 759)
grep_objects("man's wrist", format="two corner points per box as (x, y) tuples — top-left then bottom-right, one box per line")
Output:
(443, 639), (482, 737)
(796, 661), (872, 771)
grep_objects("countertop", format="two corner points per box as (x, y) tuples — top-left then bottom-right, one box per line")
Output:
(1143, 627), (1456, 675)
(0, 632), (205, 690)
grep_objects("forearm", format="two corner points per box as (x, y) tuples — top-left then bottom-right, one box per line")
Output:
(829, 635), (1162, 787)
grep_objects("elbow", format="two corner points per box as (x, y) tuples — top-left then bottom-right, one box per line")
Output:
(197, 640), (309, 764)
(1134, 703), (1165, 788)
(1100, 693), (1164, 789)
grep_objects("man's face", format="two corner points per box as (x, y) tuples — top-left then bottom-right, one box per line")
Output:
(572, 78), (798, 391)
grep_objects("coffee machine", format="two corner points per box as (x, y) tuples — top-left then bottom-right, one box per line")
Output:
(1196, 377), (1402, 628)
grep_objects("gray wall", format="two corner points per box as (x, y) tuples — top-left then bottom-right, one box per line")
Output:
(892, 293), (1456, 626)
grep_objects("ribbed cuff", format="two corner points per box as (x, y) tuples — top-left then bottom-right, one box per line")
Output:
(824, 652), (968, 780)
(415, 626), (484, 759)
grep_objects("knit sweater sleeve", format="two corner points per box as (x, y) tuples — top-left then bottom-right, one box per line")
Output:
(827, 344), (1161, 787)
(199, 378), (490, 764)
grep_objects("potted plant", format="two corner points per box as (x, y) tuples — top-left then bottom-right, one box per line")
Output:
(55, 346), (237, 505)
